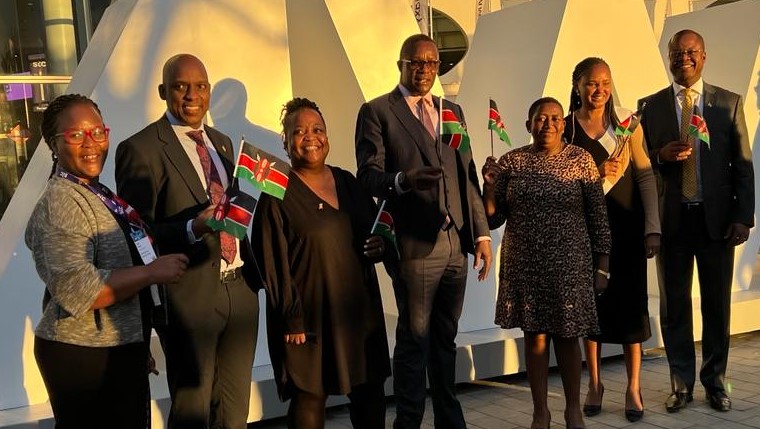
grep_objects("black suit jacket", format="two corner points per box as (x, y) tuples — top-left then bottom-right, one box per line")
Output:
(355, 87), (489, 258)
(115, 116), (260, 326)
(639, 83), (754, 240)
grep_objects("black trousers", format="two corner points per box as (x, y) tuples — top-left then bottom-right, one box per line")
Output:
(159, 275), (259, 429)
(392, 228), (468, 429)
(657, 203), (734, 395)
(34, 337), (149, 429)
(286, 382), (386, 429)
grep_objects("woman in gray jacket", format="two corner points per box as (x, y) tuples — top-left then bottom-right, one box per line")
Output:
(26, 94), (188, 429)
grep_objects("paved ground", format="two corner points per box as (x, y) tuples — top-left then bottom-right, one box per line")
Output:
(249, 330), (760, 429)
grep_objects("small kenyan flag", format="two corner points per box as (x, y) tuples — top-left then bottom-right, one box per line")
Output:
(441, 108), (470, 152)
(488, 99), (511, 146)
(207, 189), (258, 239)
(688, 108), (710, 149)
(372, 204), (399, 258)
(235, 141), (291, 199)
(614, 110), (642, 138)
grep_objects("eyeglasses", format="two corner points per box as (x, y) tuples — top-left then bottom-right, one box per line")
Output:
(54, 127), (110, 145)
(399, 59), (441, 70)
(669, 49), (703, 59)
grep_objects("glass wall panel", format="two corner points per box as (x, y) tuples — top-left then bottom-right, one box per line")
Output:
(0, 0), (111, 218)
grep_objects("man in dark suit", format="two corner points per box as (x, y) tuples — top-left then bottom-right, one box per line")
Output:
(115, 54), (259, 429)
(639, 29), (754, 414)
(355, 34), (492, 429)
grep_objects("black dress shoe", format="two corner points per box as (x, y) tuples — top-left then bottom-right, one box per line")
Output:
(665, 391), (693, 413)
(625, 408), (644, 422)
(707, 391), (731, 412)
(625, 391), (645, 422)
(582, 385), (604, 417)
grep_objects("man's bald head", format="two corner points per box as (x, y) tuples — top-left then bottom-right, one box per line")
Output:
(158, 54), (210, 128)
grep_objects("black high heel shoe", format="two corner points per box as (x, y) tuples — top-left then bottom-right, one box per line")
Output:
(625, 391), (645, 422)
(582, 385), (604, 417)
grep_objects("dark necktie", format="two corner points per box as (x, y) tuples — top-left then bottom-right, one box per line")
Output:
(680, 89), (697, 200)
(186, 130), (237, 264)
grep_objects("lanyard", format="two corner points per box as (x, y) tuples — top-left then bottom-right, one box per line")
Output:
(57, 169), (163, 306)
(57, 170), (148, 235)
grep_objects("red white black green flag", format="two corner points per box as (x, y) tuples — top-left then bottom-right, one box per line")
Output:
(614, 110), (642, 138)
(371, 200), (400, 258)
(206, 188), (258, 239)
(235, 141), (291, 200)
(688, 108), (710, 148)
(488, 99), (511, 146)
(441, 109), (470, 152)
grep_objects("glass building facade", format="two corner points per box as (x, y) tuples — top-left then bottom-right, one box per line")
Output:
(0, 0), (112, 219)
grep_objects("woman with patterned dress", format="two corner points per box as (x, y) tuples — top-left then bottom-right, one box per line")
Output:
(482, 97), (611, 429)
(565, 58), (661, 423)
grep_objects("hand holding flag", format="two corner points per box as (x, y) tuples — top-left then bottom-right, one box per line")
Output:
(206, 188), (258, 239)
(370, 200), (400, 258)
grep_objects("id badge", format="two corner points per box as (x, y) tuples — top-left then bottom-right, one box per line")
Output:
(131, 229), (161, 306)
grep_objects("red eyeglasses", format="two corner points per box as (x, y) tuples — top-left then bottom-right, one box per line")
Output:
(54, 127), (110, 145)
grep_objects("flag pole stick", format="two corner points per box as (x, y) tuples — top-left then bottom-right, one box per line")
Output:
(371, 199), (387, 233)
(429, 0), (433, 36)
(438, 94), (443, 161)
(490, 129), (494, 157)
(232, 135), (246, 189)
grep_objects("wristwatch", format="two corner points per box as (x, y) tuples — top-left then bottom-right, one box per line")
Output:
(595, 268), (611, 280)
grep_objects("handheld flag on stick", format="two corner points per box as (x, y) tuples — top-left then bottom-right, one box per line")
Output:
(441, 108), (470, 152)
(688, 107), (710, 149)
(371, 200), (399, 258)
(235, 141), (291, 199)
(206, 188), (258, 239)
(611, 105), (645, 159)
(488, 99), (512, 147)
(614, 110), (642, 138)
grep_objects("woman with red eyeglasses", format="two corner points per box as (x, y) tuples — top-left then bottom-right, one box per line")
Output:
(25, 94), (189, 429)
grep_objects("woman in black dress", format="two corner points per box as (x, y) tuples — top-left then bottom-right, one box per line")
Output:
(565, 57), (661, 422)
(251, 98), (390, 429)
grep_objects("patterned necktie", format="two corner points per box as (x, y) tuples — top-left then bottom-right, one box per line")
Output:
(680, 88), (697, 200)
(186, 130), (237, 264)
(418, 98), (437, 138)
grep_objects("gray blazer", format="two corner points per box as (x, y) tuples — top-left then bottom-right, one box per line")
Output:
(26, 177), (143, 347)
